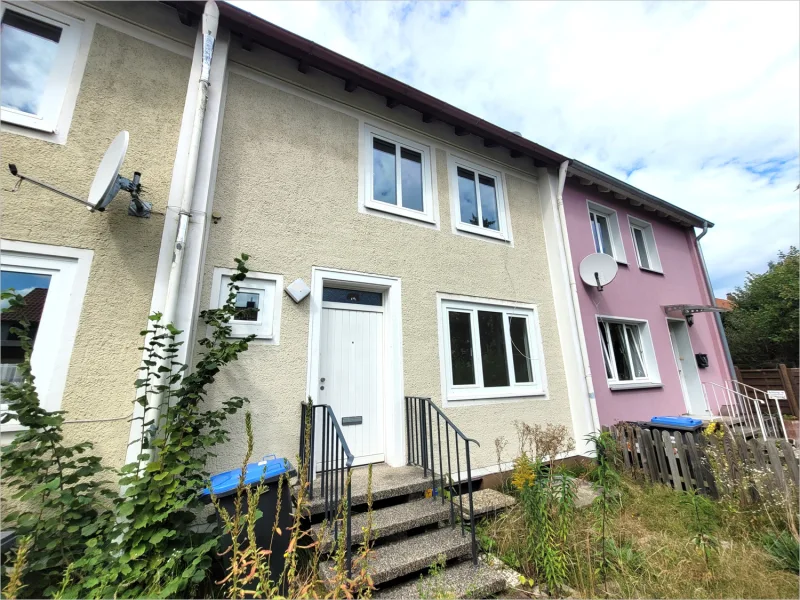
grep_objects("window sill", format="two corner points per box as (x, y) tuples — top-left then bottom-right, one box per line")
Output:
(447, 387), (545, 403)
(455, 223), (509, 242)
(364, 200), (436, 225)
(608, 382), (663, 391)
(637, 266), (663, 275)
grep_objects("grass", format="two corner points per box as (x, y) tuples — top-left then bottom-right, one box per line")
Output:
(481, 477), (799, 598)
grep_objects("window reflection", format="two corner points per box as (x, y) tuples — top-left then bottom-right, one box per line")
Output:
(1, 270), (52, 384)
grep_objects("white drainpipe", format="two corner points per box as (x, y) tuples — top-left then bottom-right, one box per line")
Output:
(137, 1), (219, 465)
(554, 161), (601, 430)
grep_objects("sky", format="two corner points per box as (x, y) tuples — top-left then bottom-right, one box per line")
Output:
(230, 0), (799, 295)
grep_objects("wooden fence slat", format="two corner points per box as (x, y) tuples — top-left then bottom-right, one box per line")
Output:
(662, 430), (682, 490)
(627, 425), (641, 479)
(764, 440), (786, 492)
(640, 428), (659, 483)
(634, 427), (649, 482)
(673, 432), (693, 491)
(692, 433), (717, 497)
(620, 426), (631, 470)
(780, 439), (799, 486)
(652, 429), (670, 485)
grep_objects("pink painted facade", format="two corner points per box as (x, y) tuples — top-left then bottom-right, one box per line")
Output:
(562, 181), (730, 426)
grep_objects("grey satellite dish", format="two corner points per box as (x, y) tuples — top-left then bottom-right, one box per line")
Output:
(7, 130), (151, 217)
(579, 253), (618, 292)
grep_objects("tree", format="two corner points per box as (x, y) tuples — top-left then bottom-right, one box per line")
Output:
(722, 247), (799, 368)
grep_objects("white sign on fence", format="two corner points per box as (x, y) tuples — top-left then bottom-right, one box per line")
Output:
(767, 390), (787, 400)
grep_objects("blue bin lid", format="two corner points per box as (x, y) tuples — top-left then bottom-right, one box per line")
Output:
(650, 416), (702, 427)
(201, 456), (290, 497)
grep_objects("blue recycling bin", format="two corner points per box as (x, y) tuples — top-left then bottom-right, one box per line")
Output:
(202, 456), (295, 594)
(640, 416), (703, 434)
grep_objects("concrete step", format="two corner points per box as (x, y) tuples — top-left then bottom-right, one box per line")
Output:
(312, 497), (453, 552)
(305, 464), (431, 516)
(374, 559), (507, 599)
(463, 488), (515, 520)
(320, 526), (471, 587)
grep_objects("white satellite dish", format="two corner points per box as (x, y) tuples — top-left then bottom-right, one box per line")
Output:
(89, 130), (129, 211)
(579, 253), (618, 292)
(7, 130), (150, 217)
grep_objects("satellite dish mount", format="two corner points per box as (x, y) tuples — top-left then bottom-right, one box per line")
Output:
(579, 253), (619, 292)
(7, 131), (151, 218)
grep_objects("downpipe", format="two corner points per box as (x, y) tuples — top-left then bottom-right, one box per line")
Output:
(140, 1), (219, 465)
(554, 160), (601, 431)
(695, 221), (736, 381)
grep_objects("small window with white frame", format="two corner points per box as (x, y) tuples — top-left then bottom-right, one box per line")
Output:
(363, 123), (435, 224)
(628, 216), (662, 273)
(439, 296), (545, 402)
(597, 317), (660, 389)
(587, 201), (626, 263)
(209, 268), (283, 342)
(1, 240), (93, 426)
(1, 2), (84, 133)
(449, 154), (510, 241)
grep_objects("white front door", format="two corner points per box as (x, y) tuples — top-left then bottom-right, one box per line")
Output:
(668, 319), (708, 415)
(317, 286), (385, 466)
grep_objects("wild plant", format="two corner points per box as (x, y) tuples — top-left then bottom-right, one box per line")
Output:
(585, 430), (621, 585)
(680, 488), (718, 571)
(1, 535), (32, 600)
(416, 554), (455, 600)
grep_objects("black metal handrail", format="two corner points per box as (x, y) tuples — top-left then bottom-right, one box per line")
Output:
(299, 402), (354, 575)
(405, 396), (480, 565)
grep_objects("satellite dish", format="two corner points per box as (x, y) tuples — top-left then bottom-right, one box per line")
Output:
(579, 253), (618, 292)
(6, 130), (151, 218)
(89, 130), (129, 211)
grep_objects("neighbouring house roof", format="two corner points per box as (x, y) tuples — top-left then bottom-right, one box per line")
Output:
(716, 297), (734, 310)
(166, 1), (714, 230)
(568, 161), (714, 229)
(1, 288), (47, 323)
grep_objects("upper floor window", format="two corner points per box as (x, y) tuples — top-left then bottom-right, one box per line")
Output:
(439, 296), (544, 402)
(586, 201), (626, 263)
(628, 217), (663, 273)
(448, 154), (510, 241)
(363, 124), (435, 224)
(597, 316), (660, 389)
(1, 3), (83, 133)
(1, 240), (93, 426)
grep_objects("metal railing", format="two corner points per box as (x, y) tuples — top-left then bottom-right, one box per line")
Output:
(703, 381), (788, 441)
(299, 402), (354, 575)
(405, 396), (480, 565)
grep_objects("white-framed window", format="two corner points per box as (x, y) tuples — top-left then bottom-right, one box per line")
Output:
(362, 123), (436, 224)
(438, 295), (545, 402)
(628, 216), (663, 273)
(1, 240), (93, 426)
(209, 268), (283, 342)
(596, 316), (660, 389)
(0, 2), (84, 134)
(449, 154), (510, 241)
(587, 201), (626, 263)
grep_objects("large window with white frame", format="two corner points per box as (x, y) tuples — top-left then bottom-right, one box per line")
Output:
(628, 216), (662, 273)
(363, 123), (435, 224)
(587, 201), (626, 263)
(449, 154), (510, 241)
(1, 2), (83, 133)
(597, 317), (660, 389)
(439, 296), (544, 401)
(1, 241), (93, 426)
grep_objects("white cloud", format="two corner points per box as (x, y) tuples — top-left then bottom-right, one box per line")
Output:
(230, 0), (800, 295)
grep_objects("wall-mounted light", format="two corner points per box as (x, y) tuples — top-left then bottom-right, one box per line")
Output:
(686, 314), (694, 327)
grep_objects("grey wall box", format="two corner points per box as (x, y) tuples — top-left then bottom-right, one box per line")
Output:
(285, 278), (310, 303)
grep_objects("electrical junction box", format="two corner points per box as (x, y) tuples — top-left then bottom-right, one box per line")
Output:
(285, 278), (310, 303)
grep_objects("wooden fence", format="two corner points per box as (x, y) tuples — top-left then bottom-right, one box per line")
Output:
(605, 423), (799, 497)
(735, 364), (799, 417)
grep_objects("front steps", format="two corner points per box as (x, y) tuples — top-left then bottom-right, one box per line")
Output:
(303, 463), (514, 598)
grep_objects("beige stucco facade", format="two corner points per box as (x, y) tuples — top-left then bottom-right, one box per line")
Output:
(199, 63), (577, 474)
(1, 19), (191, 468)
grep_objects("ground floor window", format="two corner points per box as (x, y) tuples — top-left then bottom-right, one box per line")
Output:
(439, 295), (545, 402)
(1, 240), (93, 422)
(597, 316), (660, 389)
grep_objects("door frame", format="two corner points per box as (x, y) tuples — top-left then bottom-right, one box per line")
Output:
(306, 267), (405, 467)
(666, 317), (708, 415)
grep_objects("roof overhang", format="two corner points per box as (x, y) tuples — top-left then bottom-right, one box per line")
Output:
(164, 1), (569, 168)
(569, 160), (713, 229)
(663, 304), (728, 318)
